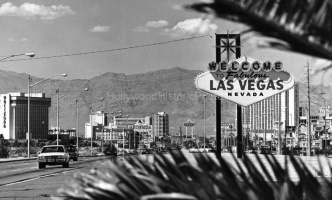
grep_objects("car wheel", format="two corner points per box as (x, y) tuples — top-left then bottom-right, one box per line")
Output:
(38, 163), (45, 169)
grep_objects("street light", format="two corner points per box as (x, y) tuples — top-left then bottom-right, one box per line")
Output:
(263, 113), (266, 144)
(271, 109), (275, 154)
(28, 73), (67, 158)
(0, 53), (35, 61)
(100, 105), (114, 154)
(254, 116), (258, 147)
(204, 95), (206, 152)
(0, 52), (35, 158)
(53, 87), (89, 146)
(78, 98), (103, 156)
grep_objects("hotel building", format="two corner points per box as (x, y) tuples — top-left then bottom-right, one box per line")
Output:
(242, 84), (299, 140)
(153, 112), (169, 138)
(0, 93), (51, 140)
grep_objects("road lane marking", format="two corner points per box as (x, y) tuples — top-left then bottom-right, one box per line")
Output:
(11, 169), (22, 172)
(1, 167), (84, 186)
(8, 163), (31, 167)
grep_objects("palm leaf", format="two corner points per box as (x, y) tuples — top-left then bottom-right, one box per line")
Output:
(187, 0), (332, 61)
(57, 151), (332, 200)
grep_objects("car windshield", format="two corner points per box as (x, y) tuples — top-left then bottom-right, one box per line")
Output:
(42, 146), (65, 153)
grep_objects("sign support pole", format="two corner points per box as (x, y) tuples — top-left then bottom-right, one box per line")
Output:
(215, 34), (222, 159)
(234, 36), (242, 159)
(215, 33), (242, 158)
(237, 105), (243, 158)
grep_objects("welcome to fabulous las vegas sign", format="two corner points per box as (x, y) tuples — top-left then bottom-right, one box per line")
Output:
(195, 56), (295, 107)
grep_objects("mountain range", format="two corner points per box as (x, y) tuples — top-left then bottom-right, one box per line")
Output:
(0, 67), (329, 137)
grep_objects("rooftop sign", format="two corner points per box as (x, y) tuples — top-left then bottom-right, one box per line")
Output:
(184, 119), (195, 127)
(195, 56), (295, 106)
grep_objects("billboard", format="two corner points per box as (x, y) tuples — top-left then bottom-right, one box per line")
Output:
(195, 56), (295, 107)
(184, 120), (195, 127)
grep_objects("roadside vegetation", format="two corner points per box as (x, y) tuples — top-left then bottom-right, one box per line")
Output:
(57, 150), (332, 200)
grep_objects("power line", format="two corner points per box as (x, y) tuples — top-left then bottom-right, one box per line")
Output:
(0, 34), (213, 62)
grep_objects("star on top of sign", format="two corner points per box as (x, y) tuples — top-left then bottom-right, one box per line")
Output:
(215, 31), (242, 62)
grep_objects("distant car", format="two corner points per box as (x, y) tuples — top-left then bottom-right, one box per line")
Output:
(299, 147), (316, 156)
(64, 145), (78, 161)
(249, 146), (259, 154)
(189, 146), (213, 153)
(37, 145), (70, 169)
(259, 145), (271, 154)
(189, 147), (200, 153)
(142, 149), (154, 154)
(96, 152), (105, 156)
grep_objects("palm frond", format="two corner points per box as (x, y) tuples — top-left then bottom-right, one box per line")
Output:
(57, 151), (332, 200)
(187, 0), (332, 61)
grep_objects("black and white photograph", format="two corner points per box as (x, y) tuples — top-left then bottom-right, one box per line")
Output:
(0, 0), (332, 199)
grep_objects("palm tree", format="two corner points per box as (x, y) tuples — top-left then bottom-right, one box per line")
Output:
(58, 151), (332, 200)
(187, 0), (332, 72)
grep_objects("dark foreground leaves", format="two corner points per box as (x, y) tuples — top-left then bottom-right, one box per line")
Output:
(57, 151), (332, 200)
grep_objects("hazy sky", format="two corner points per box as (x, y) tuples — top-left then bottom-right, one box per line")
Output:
(0, 0), (329, 86)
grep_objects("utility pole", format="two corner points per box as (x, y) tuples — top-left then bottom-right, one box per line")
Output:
(307, 61), (311, 157)
(324, 100), (327, 150)
(278, 94), (281, 155)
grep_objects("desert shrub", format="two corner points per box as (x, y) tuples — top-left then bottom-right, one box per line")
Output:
(0, 145), (9, 158)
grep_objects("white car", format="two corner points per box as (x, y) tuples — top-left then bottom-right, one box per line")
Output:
(189, 146), (213, 153)
(37, 145), (70, 169)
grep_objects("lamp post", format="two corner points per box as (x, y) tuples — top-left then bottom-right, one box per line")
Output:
(28, 73), (67, 158)
(101, 105), (114, 153)
(90, 106), (93, 156)
(90, 104), (103, 156)
(0, 53), (35, 62)
(254, 116), (258, 147)
(0, 53), (35, 157)
(324, 101), (328, 150)
(109, 110), (121, 148)
(204, 95), (206, 152)
(278, 105), (281, 155)
(76, 99), (79, 148)
(56, 89), (59, 145)
(271, 109), (275, 154)
(263, 113), (266, 144)
(55, 88), (89, 146)
(78, 97), (103, 156)
(289, 113), (293, 149)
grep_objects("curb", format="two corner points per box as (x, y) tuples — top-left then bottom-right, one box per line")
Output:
(0, 157), (37, 163)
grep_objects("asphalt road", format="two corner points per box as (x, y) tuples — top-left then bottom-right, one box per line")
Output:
(0, 156), (110, 200)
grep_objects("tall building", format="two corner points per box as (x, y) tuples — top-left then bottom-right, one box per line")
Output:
(153, 112), (169, 138)
(84, 111), (107, 139)
(242, 84), (299, 140)
(0, 93), (51, 140)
